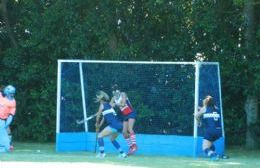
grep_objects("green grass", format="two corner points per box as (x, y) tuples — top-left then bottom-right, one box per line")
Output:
(1, 142), (260, 168)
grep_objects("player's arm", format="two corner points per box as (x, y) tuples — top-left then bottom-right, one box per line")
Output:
(110, 96), (116, 107)
(95, 104), (103, 129)
(5, 115), (14, 128)
(194, 107), (205, 127)
(195, 106), (206, 120)
(98, 117), (104, 128)
(119, 92), (127, 107)
(9, 106), (16, 116)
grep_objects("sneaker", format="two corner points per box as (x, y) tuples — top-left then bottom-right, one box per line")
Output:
(210, 155), (220, 161)
(127, 146), (133, 155)
(127, 144), (138, 155)
(118, 152), (127, 158)
(96, 152), (106, 158)
(221, 154), (229, 159)
(9, 145), (14, 152)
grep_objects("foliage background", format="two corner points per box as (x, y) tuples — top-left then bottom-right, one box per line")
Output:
(0, 0), (259, 146)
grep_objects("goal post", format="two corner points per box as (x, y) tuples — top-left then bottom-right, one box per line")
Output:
(56, 60), (225, 157)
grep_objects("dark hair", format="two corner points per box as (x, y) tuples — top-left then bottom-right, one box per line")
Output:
(111, 84), (120, 91)
(205, 95), (215, 107)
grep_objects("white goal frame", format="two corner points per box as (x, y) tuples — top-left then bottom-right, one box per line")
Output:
(56, 60), (225, 139)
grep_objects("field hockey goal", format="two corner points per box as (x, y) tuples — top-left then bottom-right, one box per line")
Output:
(56, 60), (225, 157)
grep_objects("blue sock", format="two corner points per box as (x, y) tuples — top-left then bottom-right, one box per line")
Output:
(204, 148), (216, 157)
(210, 145), (215, 151)
(98, 138), (104, 153)
(111, 140), (123, 153)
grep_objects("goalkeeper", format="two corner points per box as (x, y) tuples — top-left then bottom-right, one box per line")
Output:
(0, 85), (16, 152)
(195, 95), (227, 160)
(111, 86), (138, 155)
(95, 90), (127, 158)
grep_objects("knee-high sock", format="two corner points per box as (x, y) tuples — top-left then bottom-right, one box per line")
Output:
(111, 140), (123, 153)
(124, 135), (132, 148)
(98, 138), (104, 153)
(210, 144), (215, 152)
(204, 148), (216, 157)
(130, 132), (136, 145)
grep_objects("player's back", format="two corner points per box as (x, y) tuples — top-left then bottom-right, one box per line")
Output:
(202, 107), (221, 128)
(102, 102), (118, 123)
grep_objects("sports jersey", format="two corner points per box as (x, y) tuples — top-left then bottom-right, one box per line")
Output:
(0, 93), (16, 120)
(119, 99), (134, 116)
(202, 106), (221, 129)
(102, 102), (122, 130)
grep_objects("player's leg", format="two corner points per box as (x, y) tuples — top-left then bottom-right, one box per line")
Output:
(6, 127), (13, 151)
(203, 139), (213, 156)
(4, 116), (14, 152)
(123, 121), (132, 150)
(203, 139), (218, 160)
(203, 128), (219, 159)
(110, 131), (127, 158)
(0, 119), (10, 152)
(128, 118), (137, 153)
(214, 128), (229, 159)
(128, 118), (136, 143)
(96, 126), (113, 158)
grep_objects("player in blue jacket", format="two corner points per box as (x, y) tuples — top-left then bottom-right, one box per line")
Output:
(95, 90), (127, 158)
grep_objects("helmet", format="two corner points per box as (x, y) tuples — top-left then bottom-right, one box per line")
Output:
(3, 85), (16, 96)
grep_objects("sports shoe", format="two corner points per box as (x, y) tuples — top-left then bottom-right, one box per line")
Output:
(127, 146), (132, 155)
(131, 144), (137, 152)
(118, 152), (127, 158)
(96, 152), (106, 158)
(9, 145), (14, 152)
(210, 155), (220, 161)
(221, 154), (229, 159)
(127, 144), (138, 155)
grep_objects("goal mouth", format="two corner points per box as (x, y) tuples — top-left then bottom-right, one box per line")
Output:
(56, 60), (224, 157)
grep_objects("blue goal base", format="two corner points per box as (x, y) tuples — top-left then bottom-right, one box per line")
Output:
(56, 132), (225, 157)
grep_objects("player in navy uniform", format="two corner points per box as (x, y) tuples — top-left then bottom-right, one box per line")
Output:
(195, 95), (222, 160)
(111, 87), (138, 155)
(95, 90), (127, 158)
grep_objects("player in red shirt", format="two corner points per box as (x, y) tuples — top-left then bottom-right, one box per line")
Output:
(0, 85), (16, 152)
(111, 86), (138, 155)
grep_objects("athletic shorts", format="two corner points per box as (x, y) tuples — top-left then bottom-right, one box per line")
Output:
(122, 111), (137, 121)
(204, 127), (222, 142)
(109, 121), (123, 132)
(108, 126), (120, 133)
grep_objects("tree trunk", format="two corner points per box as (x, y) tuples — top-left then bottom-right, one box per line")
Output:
(243, 0), (257, 149)
(244, 95), (258, 149)
(244, 0), (254, 51)
(0, 0), (17, 48)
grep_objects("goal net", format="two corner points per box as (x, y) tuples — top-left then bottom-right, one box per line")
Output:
(56, 60), (224, 156)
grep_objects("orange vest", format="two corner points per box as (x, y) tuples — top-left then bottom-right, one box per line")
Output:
(0, 93), (16, 120)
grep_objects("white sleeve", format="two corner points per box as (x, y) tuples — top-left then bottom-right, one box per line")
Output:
(200, 107), (206, 113)
(115, 96), (122, 105)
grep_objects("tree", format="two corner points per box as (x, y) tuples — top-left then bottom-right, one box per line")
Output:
(0, 0), (259, 146)
(0, 0), (17, 48)
(243, 0), (259, 149)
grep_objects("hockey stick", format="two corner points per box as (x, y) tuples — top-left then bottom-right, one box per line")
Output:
(94, 127), (99, 153)
(76, 113), (98, 124)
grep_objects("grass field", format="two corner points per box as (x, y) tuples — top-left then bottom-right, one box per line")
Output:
(0, 143), (260, 168)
